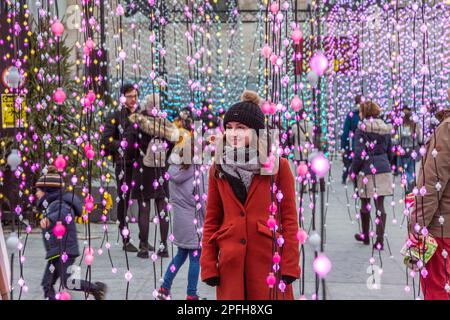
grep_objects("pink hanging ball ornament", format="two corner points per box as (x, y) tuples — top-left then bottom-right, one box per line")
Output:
(290, 95), (302, 111)
(269, 202), (278, 213)
(84, 195), (94, 212)
(87, 90), (96, 103)
(296, 162), (309, 177)
(53, 88), (66, 105)
(261, 101), (276, 115)
(261, 44), (272, 59)
(54, 155), (67, 172)
(57, 291), (71, 300)
(266, 272), (276, 288)
(272, 252), (281, 264)
(267, 216), (277, 229)
(297, 229), (308, 244)
(313, 254), (332, 278)
(85, 38), (95, 51)
(53, 221), (66, 239)
(291, 29), (303, 44)
(270, 2), (279, 14)
(270, 54), (278, 65)
(311, 153), (330, 178)
(85, 254), (94, 266)
(51, 21), (64, 37)
(310, 51), (329, 76)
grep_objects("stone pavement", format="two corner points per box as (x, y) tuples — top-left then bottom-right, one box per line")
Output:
(3, 161), (418, 300)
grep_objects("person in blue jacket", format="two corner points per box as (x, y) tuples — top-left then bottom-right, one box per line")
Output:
(35, 166), (107, 300)
(340, 95), (362, 184)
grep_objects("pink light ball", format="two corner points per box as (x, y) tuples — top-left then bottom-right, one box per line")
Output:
(57, 292), (71, 300)
(53, 88), (66, 105)
(54, 155), (67, 172)
(297, 229), (308, 244)
(311, 153), (330, 178)
(272, 252), (281, 264)
(267, 216), (277, 229)
(296, 162), (308, 177)
(310, 52), (329, 76)
(270, 2), (279, 14)
(85, 149), (95, 160)
(261, 101), (276, 115)
(290, 95), (302, 111)
(270, 54), (278, 65)
(87, 90), (96, 103)
(51, 21), (64, 37)
(291, 29), (303, 44)
(266, 272), (276, 288)
(269, 202), (278, 213)
(313, 254), (332, 278)
(53, 222), (66, 239)
(85, 254), (94, 266)
(85, 38), (95, 51)
(261, 44), (272, 59)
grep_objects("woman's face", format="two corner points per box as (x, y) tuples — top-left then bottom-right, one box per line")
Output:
(225, 121), (252, 148)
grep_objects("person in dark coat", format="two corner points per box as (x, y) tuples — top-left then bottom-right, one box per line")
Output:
(126, 93), (180, 258)
(35, 166), (106, 300)
(100, 83), (139, 252)
(340, 95), (361, 184)
(351, 101), (394, 250)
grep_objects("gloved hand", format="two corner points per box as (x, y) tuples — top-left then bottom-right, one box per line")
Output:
(204, 277), (220, 287)
(281, 275), (297, 285)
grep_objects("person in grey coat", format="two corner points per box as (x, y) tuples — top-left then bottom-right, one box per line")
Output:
(157, 129), (207, 300)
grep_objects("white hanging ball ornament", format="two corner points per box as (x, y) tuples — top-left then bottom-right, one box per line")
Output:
(6, 232), (20, 251)
(6, 66), (21, 89)
(307, 70), (319, 88)
(308, 231), (321, 250)
(7, 149), (21, 171)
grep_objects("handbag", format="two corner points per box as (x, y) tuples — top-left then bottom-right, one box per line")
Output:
(400, 234), (438, 270)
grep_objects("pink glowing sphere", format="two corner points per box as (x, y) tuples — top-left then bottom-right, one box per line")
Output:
(291, 29), (303, 44)
(261, 102), (276, 115)
(266, 273), (276, 287)
(272, 252), (281, 264)
(270, 54), (278, 65)
(313, 254), (332, 278)
(53, 222), (66, 239)
(261, 44), (272, 59)
(121, 183), (129, 193)
(297, 229), (308, 244)
(58, 292), (71, 300)
(267, 216), (277, 229)
(310, 52), (329, 76)
(85, 254), (94, 266)
(85, 202), (94, 212)
(54, 155), (67, 172)
(290, 95), (302, 111)
(296, 162), (308, 177)
(311, 154), (330, 178)
(85, 149), (95, 160)
(269, 203), (278, 213)
(53, 88), (66, 105)
(270, 2), (279, 14)
(85, 38), (95, 51)
(87, 91), (96, 103)
(51, 21), (64, 37)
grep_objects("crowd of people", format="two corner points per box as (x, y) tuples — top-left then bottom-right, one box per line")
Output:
(2, 84), (449, 301)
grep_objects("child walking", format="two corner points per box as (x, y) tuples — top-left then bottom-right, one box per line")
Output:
(35, 166), (107, 300)
(157, 127), (207, 300)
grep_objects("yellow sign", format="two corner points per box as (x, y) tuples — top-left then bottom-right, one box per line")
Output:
(1, 94), (26, 129)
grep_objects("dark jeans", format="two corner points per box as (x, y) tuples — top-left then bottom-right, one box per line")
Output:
(162, 248), (201, 296)
(115, 164), (133, 243)
(41, 257), (97, 300)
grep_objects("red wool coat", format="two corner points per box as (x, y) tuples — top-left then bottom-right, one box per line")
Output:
(200, 158), (301, 300)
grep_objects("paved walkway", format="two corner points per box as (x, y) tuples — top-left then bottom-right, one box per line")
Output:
(3, 161), (417, 300)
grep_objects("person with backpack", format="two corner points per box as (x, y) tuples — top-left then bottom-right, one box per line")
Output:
(35, 166), (107, 300)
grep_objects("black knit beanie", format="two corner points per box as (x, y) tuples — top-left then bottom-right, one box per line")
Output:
(223, 90), (265, 133)
(35, 165), (65, 192)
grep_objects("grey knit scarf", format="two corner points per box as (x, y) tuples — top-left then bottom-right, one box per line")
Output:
(221, 145), (261, 191)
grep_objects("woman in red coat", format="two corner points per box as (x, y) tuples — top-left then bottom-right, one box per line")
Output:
(200, 91), (300, 300)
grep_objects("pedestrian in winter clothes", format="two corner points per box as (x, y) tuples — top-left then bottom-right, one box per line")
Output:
(351, 101), (394, 251)
(341, 95), (361, 184)
(393, 106), (423, 193)
(157, 128), (207, 300)
(35, 166), (106, 300)
(409, 88), (450, 300)
(100, 83), (140, 252)
(200, 91), (300, 300)
(126, 93), (180, 258)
